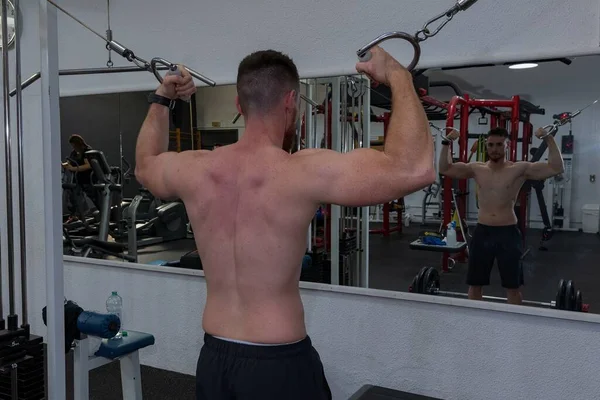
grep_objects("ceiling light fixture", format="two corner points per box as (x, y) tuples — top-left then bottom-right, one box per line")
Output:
(508, 63), (539, 70)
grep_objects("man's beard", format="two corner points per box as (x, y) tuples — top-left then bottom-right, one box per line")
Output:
(488, 154), (504, 162)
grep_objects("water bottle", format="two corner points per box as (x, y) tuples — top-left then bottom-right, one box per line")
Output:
(446, 221), (457, 246)
(106, 291), (123, 339)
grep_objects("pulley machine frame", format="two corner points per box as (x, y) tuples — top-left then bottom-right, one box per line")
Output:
(301, 76), (371, 288)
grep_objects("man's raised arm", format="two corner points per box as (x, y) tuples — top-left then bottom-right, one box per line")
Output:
(135, 67), (197, 200)
(295, 46), (435, 207)
(523, 127), (565, 180)
(438, 128), (474, 179)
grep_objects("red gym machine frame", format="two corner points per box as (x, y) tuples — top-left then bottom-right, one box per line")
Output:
(302, 101), (402, 238)
(441, 94), (532, 272)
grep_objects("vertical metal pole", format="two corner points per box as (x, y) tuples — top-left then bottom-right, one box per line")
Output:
(0, 1), (6, 331)
(510, 96), (520, 162)
(2, 0), (18, 330)
(305, 82), (314, 251)
(14, 0), (27, 327)
(360, 76), (370, 288)
(40, 0), (67, 398)
(330, 77), (341, 285)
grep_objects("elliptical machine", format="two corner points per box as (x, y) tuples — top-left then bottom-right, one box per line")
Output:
(124, 190), (189, 261)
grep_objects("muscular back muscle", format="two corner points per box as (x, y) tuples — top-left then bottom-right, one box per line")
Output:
(181, 144), (317, 344)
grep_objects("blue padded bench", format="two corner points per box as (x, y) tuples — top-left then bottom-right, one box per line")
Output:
(74, 330), (155, 400)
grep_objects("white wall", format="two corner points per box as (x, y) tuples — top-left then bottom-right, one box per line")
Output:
(64, 259), (600, 400)
(11, 0), (600, 96)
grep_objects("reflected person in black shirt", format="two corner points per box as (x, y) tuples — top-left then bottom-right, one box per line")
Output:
(62, 135), (100, 221)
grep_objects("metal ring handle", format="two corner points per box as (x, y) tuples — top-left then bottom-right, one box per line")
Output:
(440, 126), (460, 142)
(150, 57), (178, 83)
(356, 32), (421, 72)
(150, 57), (217, 87)
(542, 123), (558, 136)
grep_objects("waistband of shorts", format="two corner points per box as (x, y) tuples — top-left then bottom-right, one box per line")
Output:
(476, 223), (518, 230)
(203, 333), (312, 359)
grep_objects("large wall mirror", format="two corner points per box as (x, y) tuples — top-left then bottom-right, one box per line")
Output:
(61, 54), (600, 316)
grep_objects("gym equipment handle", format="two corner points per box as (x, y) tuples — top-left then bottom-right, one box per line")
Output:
(356, 32), (421, 71)
(151, 57), (216, 87)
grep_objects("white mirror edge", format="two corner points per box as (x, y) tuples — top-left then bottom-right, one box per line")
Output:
(63, 255), (600, 324)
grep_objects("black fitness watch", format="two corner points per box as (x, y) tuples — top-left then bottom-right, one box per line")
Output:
(441, 140), (450, 146)
(147, 92), (176, 110)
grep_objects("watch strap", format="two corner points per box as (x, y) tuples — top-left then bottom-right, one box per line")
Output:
(148, 92), (176, 110)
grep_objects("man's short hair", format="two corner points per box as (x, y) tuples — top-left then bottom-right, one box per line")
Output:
(487, 127), (509, 139)
(236, 50), (300, 116)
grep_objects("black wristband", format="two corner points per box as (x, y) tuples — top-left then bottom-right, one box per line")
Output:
(147, 92), (176, 110)
(441, 140), (450, 146)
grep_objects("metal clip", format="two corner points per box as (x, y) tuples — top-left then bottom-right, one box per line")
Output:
(357, 0), (479, 71)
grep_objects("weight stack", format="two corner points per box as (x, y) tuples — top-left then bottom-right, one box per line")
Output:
(339, 235), (358, 286)
(0, 329), (45, 400)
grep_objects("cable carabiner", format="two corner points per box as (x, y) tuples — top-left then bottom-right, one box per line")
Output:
(356, 0), (480, 72)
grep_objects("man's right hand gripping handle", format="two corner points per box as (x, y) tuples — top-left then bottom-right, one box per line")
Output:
(356, 46), (435, 182)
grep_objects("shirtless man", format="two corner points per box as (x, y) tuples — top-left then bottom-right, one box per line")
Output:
(439, 127), (564, 305)
(135, 47), (435, 400)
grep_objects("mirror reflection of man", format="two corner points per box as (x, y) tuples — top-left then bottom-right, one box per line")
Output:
(61, 134), (99, 221)
(439, 127), (564, 305)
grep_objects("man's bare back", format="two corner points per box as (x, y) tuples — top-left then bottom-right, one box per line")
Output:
(181, 144), (317, 344)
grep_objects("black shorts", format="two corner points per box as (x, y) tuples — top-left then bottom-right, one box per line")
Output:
(467, 223), (524, 289)
(196, 333), (332, 400)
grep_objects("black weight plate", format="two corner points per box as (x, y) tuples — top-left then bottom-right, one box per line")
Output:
(423, 267), (440, 295)
(555, 279), (566, 310)
(565, 280), (575, 311)
(416, 266), (429, 294)
(422, 267), (435, 294)
(575, 290), (583, 312)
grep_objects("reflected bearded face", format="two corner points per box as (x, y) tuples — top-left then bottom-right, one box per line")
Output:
(486, 136), (507, 161)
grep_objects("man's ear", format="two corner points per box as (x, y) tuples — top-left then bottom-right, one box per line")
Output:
(286, 90), (298, 109)
(235, 95), (242, 115)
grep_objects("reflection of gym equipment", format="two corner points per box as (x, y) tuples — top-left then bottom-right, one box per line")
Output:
(125, 193), (189, 262)
(524, 99), (599, 249)
(86, 150), (124, 242)
(42, 300), (155, 400)
(409, 266), (589, 312)
(411, 188), (469, 270)
(421, 182), (441, 225)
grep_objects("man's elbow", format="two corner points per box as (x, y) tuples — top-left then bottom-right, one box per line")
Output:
(135, 160), (151, 188)
(415, 163), (436, 189)
(550, 162), (565, 176)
